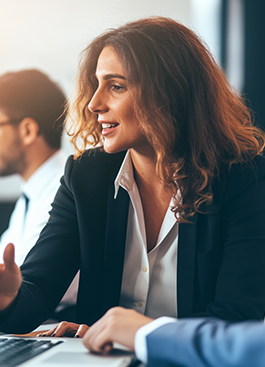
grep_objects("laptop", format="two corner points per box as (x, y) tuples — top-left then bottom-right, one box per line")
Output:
(0, 324), (135, 367)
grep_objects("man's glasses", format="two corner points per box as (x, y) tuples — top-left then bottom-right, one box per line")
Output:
(0, 118), (23, 127)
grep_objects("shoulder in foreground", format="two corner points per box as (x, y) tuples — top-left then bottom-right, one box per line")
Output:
(64, 148), (127, 179)
(226, 154), (265, 181)
(68, 147), (126, 165)
(218, 154), (265, 202)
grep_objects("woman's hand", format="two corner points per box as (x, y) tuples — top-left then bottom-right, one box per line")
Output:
(82, 307), (154, 353)
(0, 243), (21, 310)
(37, 321), (89, 338)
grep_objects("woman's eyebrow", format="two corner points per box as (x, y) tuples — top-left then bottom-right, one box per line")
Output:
(103, 73), (126, 80)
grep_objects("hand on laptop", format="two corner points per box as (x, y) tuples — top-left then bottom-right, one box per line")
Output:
(37, 321), (89, 338)
(0, 243), (22, 311)
(37, 306), (153, 354)
(82, 307), (153, 353)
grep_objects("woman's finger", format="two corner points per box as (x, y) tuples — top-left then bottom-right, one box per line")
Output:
(51, 322), (81, 337)
(74, 324), (89, 338)
(37, 325), (58, 337)
(37, 322), (81, 337)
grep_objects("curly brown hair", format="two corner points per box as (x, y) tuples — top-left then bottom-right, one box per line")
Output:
(66, 16), (265, 222)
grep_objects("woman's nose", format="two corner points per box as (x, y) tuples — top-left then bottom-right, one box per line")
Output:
(88, 88), (107, 114)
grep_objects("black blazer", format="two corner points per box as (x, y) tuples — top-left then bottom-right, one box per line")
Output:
(1, 148), (265, 333)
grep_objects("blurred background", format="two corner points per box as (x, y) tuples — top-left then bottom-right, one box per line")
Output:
(0, 0), (264, 223)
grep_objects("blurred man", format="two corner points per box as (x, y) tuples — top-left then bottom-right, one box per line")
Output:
(0, 69), (66, 264)
(0, 70), (77, 319)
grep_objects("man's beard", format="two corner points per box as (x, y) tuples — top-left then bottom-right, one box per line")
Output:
(0, 140), (26, 177)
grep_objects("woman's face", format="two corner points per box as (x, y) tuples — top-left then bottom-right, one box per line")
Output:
(88, 46), (149, 155)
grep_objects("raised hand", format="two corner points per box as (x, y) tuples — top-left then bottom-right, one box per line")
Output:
(0, 243), (22, 310)
(82, 307), (154, 353)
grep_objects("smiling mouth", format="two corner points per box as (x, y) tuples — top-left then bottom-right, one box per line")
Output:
(101, 122), (119, 136)
(102, 123), (119, 129)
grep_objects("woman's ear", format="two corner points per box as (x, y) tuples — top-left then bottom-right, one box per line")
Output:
(18, 117), (39, 146)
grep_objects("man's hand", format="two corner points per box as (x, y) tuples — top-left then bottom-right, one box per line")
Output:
(82, 307), (154, 353)
(0, 243), (21, 310)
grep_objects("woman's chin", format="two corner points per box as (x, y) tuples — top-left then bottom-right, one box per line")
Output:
(103, 143), (126, 155)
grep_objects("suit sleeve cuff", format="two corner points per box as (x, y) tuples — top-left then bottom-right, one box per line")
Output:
(134, 317), (177, 363)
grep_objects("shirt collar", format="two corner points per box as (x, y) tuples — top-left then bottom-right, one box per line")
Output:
(114, 152), (180, 216)
(114, 151), (135, 199)
(22, 150), (66, 201)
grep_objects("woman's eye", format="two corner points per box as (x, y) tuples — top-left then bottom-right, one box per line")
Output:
(112, 84), (124, 92)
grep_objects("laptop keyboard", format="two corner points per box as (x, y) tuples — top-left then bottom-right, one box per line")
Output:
(0, 337), (63, 367)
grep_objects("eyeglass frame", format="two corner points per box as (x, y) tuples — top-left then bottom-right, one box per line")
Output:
(0, 118), (24, 127)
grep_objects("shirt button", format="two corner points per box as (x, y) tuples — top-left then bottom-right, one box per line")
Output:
(137, 301), (143, 308)
(142, 266), (147, 272)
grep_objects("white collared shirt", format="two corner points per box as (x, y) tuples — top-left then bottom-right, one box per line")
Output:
(116, 152), (179, 319)
(0, 150), (66, 266)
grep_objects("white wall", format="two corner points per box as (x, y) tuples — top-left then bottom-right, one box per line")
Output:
(0, 0), (192, 89)
(190, 0), (221, 62)
(0, 0), (219, 200)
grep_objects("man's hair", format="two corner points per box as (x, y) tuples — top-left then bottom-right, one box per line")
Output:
(0, 69), (66, 149)
(67, 16), (265, 222)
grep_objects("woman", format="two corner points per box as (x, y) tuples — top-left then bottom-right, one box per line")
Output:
(1, 17), (265, 335)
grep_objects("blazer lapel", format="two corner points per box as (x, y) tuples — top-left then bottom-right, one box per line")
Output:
(101, 184), (130, 315)
(177, 214), (198, 317)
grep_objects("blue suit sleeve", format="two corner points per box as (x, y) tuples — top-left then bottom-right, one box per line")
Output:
(146, 318), (265, 367)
